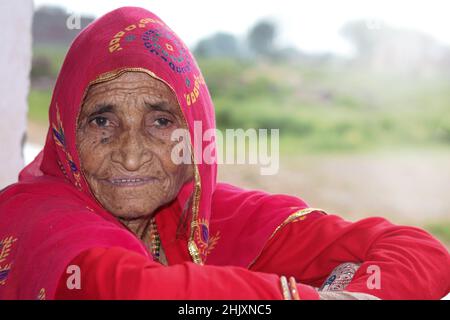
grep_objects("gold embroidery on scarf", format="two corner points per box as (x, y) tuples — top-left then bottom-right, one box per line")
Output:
(269, 207), (326, 239)
(194, 218), (221, 259)
(0, 236), (17, 286)
(184, 74), (206, 106)
(52, 104), (83, 190)
(188, 164), (203, 264)
(206, 231), (221, 256)
(247, 208), (327, 269)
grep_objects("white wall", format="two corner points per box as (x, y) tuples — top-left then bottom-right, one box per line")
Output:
(0, 1), (33, 188)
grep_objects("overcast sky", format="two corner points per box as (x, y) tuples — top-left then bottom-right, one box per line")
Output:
(34, 0), (450, 55)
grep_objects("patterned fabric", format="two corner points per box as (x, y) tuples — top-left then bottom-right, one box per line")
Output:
(318, 262), (381, 299)
(320, 262), (361, 292)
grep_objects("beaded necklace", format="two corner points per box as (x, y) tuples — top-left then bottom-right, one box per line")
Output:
(149, 217), (161, 262)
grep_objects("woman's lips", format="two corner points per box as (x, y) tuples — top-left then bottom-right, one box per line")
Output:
(102, 176), (159, 187)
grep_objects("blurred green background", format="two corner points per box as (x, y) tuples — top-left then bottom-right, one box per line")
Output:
(28, 6), (450, 246)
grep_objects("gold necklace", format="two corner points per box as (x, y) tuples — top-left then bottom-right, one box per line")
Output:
(149, 217), (161, 262)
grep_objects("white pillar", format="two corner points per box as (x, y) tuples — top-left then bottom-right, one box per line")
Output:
(0, 0), (33, 188)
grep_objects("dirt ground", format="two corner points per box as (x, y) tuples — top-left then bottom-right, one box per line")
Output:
(218, 151), (450, 226)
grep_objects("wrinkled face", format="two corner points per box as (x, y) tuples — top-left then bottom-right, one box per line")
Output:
(77, 71), (193, 220)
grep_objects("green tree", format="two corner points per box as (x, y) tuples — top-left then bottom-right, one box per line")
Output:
(193, 32), (241, 58)
(247, 19), (278, 57)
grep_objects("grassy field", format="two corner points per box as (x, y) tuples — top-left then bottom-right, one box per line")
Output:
(32, 44), (68, 76)
(28, 89), (52, 123)
(426, 221), (450, 245)
(200, 58), (450, 153)
(29, 50), (450, 151)
(29, 58), (450, 152)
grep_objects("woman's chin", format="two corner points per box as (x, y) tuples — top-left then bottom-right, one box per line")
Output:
(104, 204), (157, 221)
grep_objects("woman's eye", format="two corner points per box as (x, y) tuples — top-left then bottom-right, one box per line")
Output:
(90, 116), (110, 127)
(153, 117), (172, 128)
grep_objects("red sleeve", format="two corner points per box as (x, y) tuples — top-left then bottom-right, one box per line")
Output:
(250, 212), (450, 300)
(55, 246), (319, 300)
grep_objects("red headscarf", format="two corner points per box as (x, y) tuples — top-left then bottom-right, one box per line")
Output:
(0, 7), (311, 299)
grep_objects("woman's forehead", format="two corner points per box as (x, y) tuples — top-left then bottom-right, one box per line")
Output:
(82, 71), (179, 111)
(88, 71), (172, 95)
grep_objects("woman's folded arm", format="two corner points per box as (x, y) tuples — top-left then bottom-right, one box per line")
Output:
(55, 246), (319, 300)
(250, 212), (450, 299)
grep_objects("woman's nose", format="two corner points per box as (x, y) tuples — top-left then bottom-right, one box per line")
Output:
(111, 131), (153, 171)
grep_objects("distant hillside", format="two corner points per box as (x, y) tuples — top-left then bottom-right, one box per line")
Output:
(32, 6), (95, 46)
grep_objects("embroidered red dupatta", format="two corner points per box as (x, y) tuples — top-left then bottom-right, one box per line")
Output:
(0, 7), (312, 299)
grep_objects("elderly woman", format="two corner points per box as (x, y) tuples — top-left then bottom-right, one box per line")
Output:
(0, 7), (448, 300)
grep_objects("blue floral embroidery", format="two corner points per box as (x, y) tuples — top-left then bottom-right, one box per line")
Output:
(201, 224), (209, 243)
